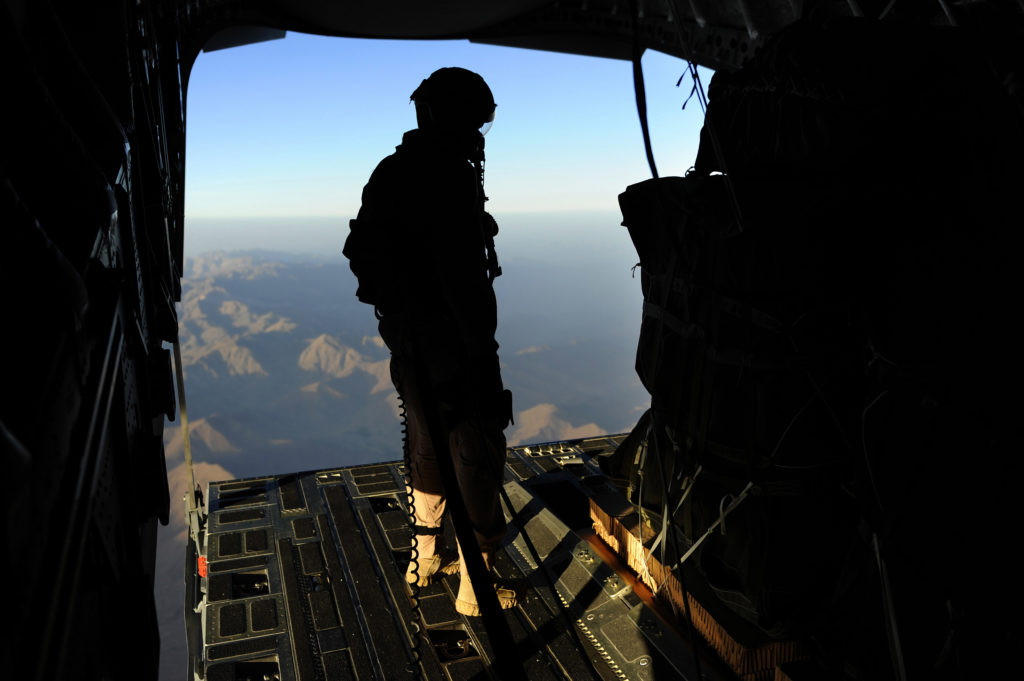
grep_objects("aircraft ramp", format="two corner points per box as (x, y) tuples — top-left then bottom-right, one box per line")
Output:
(185, 435), (724, 681)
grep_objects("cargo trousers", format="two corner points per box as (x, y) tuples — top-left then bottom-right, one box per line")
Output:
(380, 312), (508, 554)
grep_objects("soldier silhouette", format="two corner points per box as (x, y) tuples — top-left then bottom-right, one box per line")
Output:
(343, 67), (516, 615)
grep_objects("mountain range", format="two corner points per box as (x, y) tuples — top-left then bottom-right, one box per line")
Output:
(156, 247), (649, 679)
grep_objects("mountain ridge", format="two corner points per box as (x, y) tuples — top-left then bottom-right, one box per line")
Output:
(155, 247), (648, 679)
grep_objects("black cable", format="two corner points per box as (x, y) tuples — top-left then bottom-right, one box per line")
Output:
(630, 0), (660, 179)
(399, 395), (426, 681)
(667, 0), (746, 230)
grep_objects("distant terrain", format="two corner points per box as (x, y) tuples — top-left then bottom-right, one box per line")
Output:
(157, 242), (648, 679)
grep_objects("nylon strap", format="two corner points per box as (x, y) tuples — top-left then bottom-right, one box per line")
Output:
(172, 340), (197, 513)
(408, 348), (526, 681)
(666, 273), (786, 334)
(643, 301), (705, 339)
(671, 481), (754, 571)
(646, 434), (701, 596)
(671, 464), (702, 521)
(647, 463), (702, 588)
(874, 532), (909, 681)
(630, 0), (659, 179)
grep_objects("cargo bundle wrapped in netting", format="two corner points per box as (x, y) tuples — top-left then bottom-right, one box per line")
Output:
(607, 15), (1024, 681)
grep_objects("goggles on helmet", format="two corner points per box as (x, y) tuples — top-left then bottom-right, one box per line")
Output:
(479, 108), (496, 136)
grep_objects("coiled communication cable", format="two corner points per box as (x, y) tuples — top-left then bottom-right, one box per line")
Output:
(399, 394), (426, 681)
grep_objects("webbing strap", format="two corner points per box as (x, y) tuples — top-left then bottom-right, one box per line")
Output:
(646, 466), (702, 588)
(649, 273), (798, 372)
(472, 156), (501, 283)
(644, 429), (702, 598)
(636, 426), (704, 596)
(664, 274), (787, 334)
(643, 301), (704, 339)
(671, 464), (702, 522)
(630, 0), (659, 179)
(496, 485), (603, 679)
(410, 524), (443, 536)
(874, 532), (909, 681)
(633, 426), (653, 584)
(409, 351), (526, 681)
(172, 340), (197, 513)
(671, 481), (754, 571)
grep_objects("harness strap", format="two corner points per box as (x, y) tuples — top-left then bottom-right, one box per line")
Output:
(874, 532), (909, 681)
(643, 300), (704, 339)
(671, 481), (755, 571)
(671, 464), (702, 521)
(646, 301), (800, 372)
(664, 273), (787, 334)
(408, 347), (525, 681)
(172, 340), (198, 514)
(646, 461), (703, 595)
(472, 156), (502, 283)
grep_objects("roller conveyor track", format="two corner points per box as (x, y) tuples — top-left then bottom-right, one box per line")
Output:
(189, 435), (726, 681)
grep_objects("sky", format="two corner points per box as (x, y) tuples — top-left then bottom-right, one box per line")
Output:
(160, 34), (714, 681)
(183, 32), (713, 252)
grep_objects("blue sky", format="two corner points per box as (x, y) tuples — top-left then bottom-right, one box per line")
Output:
(184, 33), (712, 231)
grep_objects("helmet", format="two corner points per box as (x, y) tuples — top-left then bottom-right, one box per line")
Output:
(410, 67), (496, 133)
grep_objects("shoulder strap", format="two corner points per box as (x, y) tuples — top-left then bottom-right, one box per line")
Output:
(472, 156), (501, 282)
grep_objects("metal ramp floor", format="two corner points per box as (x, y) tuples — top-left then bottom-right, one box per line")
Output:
(187, 435), (725, 681)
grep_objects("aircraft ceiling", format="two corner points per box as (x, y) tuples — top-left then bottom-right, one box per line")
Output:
(188, 0), (816, 73)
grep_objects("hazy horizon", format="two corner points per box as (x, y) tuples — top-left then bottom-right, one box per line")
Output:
(184, 209), (633, 258)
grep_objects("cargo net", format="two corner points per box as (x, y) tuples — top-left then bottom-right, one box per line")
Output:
(607, 11), (1024, 681)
